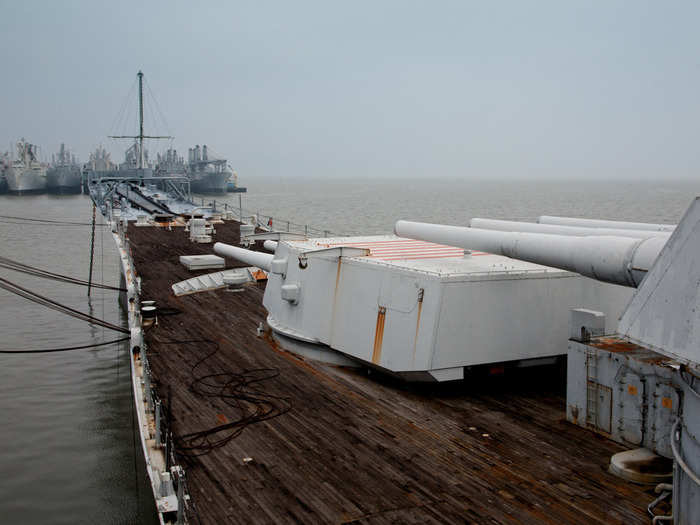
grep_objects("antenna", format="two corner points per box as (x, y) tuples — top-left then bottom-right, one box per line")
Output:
(108, 71), (173, 169)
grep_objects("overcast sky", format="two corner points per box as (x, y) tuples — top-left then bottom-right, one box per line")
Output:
(1, 1), (698, 180)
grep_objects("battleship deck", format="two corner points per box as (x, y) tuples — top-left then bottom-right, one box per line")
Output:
(127, 220), (655, 524)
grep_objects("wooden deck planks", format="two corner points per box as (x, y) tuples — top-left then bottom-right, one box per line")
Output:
(127, 221), (653, 524)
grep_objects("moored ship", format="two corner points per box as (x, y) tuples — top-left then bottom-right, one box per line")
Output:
(5, 139), (47, 195)
(47, 143), (82, 194)
(155, 147), (186, 177)
(0, 151), (9, 194)
(187, 144), (229, 194)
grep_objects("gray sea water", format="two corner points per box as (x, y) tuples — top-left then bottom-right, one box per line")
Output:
(0, 177), (697, 524)
(223, 177), (696, 236)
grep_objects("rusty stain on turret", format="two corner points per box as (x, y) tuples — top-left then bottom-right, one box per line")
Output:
(372, 307), (386, 364)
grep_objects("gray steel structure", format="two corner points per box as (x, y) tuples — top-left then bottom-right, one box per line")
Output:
(215, 234), (632, 382)
(397, 201), (700, 522)
(394, 220), (666, 287)
(469, 218), (671, 239)
(538, 215), (676, 232)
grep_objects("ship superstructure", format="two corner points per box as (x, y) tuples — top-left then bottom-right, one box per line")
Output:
(156, 148), (186, 176)
(47, 143), (82, 194)
(86, 146), (115, 172)
(5, 139), (47, 195)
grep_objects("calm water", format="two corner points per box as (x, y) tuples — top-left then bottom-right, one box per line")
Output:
(0, 194), (157, 524)
(224, 177), (696, 235)
(0, 178), (698, 524)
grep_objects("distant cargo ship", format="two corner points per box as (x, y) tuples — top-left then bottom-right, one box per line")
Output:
(0, 151), (9, 194)
(187, 144), (231, 194)
(47, 143), (82, 194)
(158, 146), (246, 194)
(83, 146), (117, 192)
(5, 139), (47, 195)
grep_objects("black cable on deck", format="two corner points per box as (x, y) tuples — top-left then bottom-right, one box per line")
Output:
(151, 336), (292, 457)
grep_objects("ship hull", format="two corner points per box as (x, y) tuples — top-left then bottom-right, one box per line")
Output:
(47, 166), (82, 194)
(190, 172), (228, 194)
(5, 166), (47, 194)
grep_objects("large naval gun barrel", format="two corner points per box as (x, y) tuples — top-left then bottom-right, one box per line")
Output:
(394, 220), (666, 288)
(469, 218), (671, 239)
(538, 215), (676, 232)
(214, 242), (273, 271)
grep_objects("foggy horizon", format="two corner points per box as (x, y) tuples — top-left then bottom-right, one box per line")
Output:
(1, 1), (699, 181)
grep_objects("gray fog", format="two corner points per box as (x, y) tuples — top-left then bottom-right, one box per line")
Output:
(1, 1), (698, 180)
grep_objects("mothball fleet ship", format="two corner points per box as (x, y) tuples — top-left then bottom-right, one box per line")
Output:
(157, 146), (246, 195)
(47, 143), (82, 194)
(186, 144), (232, 194)
(5, 139), (47, 194)
(0, 151), (9, 194)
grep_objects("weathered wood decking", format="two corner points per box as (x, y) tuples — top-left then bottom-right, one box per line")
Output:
(127, 220), (654, 524)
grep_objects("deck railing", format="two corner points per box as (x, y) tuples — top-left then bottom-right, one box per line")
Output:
(194, 198), (335, 237)
(116, 221), (193, 524)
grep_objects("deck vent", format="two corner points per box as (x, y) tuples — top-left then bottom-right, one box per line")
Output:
(240, 223), (256, 246)
(189, 218), (214, 243)
(223, 273), (249, 292)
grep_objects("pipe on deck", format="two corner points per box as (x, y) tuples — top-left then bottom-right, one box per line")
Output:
(394, 220), (666, 288)
(538, 215), (675, 233)
(214, 242), (273, 271)
(469, 218), (671, 239)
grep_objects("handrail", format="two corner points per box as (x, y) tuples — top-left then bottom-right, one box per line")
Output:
(671, 418), (700, 487)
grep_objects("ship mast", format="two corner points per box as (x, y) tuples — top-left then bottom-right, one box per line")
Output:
(138, 71), (144, 169)
(109, 70), (172, 170)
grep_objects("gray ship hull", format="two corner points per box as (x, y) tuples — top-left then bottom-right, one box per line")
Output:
(6, 166), (47, 194)
(47, 165), (82, 194)
(190, 172), (228, 194)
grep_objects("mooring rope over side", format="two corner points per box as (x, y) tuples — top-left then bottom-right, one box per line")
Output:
(0, 255), (126, 291)
(0, 276), (129, 334)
